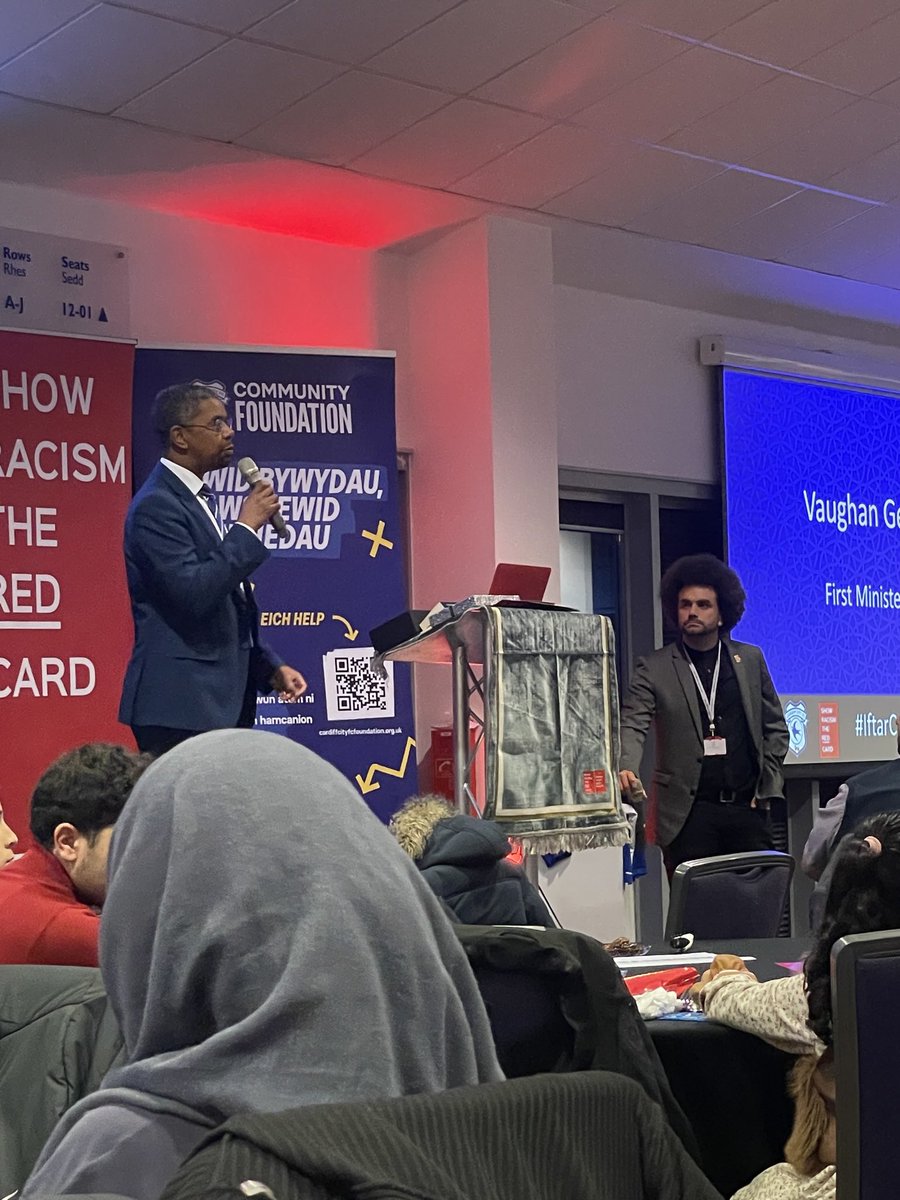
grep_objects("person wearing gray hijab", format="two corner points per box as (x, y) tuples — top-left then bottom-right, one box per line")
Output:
(22, 730), (503, 1200)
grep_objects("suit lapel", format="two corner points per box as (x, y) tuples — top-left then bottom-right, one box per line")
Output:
(671, 643), (705, 741)
(154, 462), (221, 551)
(155, 463), (255, 639)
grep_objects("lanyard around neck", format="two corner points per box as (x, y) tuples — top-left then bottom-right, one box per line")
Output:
(685, 641), (722, 736)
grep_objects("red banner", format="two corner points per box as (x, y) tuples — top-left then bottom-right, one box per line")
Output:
(0, 330), (134, 844)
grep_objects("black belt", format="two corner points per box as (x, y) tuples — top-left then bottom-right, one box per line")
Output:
(697, 788), (755, 806)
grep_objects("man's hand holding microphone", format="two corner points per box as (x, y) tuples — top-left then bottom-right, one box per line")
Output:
(237, 457), (288, 538)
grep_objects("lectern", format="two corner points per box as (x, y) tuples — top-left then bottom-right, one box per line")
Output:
(378, 605), (626, 853)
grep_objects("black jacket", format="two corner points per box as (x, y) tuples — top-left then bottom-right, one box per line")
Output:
(416, 815), (553, 926)
(0, 964), (124, 1191)
(161, 1071), (722, 1200)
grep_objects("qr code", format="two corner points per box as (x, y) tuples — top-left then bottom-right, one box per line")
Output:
(323, 648), (395, 722)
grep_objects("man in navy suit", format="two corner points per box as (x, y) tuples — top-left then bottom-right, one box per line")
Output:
(119, 381), (306, 757)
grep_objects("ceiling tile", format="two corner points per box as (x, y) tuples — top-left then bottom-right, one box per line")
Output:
(349, 99), (548, 189)
(0, 0), (93, 67)
(610, 0), (772, 39)
(476, 17), (686, 118)
(557, 0), (621, 12)
(453, 124), (606, 206)
(786, 203), (900, 277)
(825, 143), (900, 203)
(366, 0), (590, 93)
(239, 72), (451, 165)
(0, 91), (249, 184)
(798, 11), (900, 96)
(0, 6), (223, 112)
(750, 99), (900, 186)
(872, 75), (900, 108)
(626, 168), (795, 241)
(542, 145), (723, 225)
(711, 0), (900, 69)
(852, 260), (900, 288)
(246, 0), (461, 64)
(665, 74), (856, 164)
(574, 45), (774, 142)
(843, 219), (900, 286)
(116, 41), (340, 142)
(707, 190), (876, 260)
(112, 0), (289, 34)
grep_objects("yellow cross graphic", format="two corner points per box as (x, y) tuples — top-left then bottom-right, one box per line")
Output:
(362, 519), (393, 558)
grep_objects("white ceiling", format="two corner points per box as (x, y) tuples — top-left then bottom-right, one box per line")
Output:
(4, 0), (900, 288)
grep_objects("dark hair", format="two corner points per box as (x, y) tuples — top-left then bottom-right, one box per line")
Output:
(659, 553), (746, 631)
(30, 743), (151, 848)
(805, 811), (900, 1045)
(151, 380), (228, 447)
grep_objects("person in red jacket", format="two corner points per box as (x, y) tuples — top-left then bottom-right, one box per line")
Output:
(0, 743), (149, 966)
(0, 800), (18, 867)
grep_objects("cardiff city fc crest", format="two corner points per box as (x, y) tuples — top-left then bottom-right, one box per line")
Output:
(785, 701), (808, 757)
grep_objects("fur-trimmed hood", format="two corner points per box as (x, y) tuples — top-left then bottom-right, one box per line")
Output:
(391, 797), (456, 860)
(390, 796), (552, 928)
(391, 798), (510, 868)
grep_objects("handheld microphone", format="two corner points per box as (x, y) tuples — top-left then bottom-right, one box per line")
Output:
(237, 456), (288, 539)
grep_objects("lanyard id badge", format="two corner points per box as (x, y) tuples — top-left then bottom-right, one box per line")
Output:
(686, 642), (728, 756)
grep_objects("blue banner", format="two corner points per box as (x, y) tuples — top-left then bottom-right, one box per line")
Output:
(132, 347), (415, 821)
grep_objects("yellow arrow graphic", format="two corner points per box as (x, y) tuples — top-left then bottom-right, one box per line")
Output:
(356, 736), (416, 795)
(332, 614), (359, 642)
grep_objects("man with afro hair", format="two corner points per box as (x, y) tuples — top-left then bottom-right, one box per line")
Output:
(619, 554), (788, 876)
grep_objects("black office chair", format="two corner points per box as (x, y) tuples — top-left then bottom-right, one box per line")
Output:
(832, 930), (900, 1200)
(664, 850), (794, 940)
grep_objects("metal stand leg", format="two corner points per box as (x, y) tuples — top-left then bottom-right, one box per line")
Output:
(451, 641), (468, 814)
(448, 614), (492, 816)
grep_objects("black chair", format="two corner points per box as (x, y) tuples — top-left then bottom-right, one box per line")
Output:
(160, 1071), (722, 1200)
(664, 851), (794, 940)
(832, 930), (900, 1200)
(453, 924), (701, 1167)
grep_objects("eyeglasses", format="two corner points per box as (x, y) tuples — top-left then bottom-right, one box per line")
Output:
(179, 416), (234, 434)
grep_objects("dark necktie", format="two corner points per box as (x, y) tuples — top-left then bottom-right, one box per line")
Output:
(201, 485), (249, 605)
(199, 485), (222, 535)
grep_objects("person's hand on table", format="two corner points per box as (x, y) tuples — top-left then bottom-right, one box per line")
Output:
(708, 953), (755, 978)
(690, 953), (758, 996)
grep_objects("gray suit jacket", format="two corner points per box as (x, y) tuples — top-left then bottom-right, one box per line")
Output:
(619, 637), (788, 848)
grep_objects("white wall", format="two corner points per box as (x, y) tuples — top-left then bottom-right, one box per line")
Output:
(0, 180), (382, 351)
(555, 283), (900, 484)
(486, 218), (561, 601)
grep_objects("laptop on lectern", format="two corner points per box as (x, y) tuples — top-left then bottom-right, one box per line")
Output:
(489, 563), (552, 603)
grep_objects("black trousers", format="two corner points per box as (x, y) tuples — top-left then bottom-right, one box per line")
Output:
(663, 799), (774, 878)
(132, 671), (258, 758)
(131, 725), (202, 757)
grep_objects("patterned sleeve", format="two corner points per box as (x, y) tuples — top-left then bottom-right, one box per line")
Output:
(731, 1163), (836, 1200)
(699, 971), (821, 1056)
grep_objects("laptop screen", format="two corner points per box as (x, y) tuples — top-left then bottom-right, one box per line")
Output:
(488, 563), (551, 602)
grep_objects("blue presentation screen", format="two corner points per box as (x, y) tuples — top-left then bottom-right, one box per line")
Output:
(722, 367), (900, 767)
